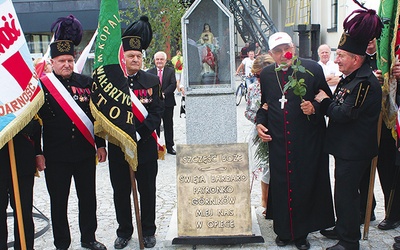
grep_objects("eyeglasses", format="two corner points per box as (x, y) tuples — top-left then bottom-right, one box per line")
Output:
(271, 45), (292, 55)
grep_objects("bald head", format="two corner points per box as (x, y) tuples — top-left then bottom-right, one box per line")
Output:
(318, 44), (331, 64)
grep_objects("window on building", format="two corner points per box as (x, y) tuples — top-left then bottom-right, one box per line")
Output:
(328, 0), (338, 32)
(298, 0), (311, 25)
(285, 0), (311, 26)
(286, 0), (296, 27)
(26, 34), (51, 55)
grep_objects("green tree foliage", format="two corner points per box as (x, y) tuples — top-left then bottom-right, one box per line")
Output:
(121, 0), (189, 67)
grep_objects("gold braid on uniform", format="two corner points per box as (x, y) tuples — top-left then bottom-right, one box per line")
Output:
(354, 82), (370, 108)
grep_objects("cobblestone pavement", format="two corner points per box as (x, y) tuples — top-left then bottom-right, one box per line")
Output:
(7, 93), (400, 250)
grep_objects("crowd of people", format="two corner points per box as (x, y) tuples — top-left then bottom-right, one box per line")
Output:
(3, 3), (400, 250)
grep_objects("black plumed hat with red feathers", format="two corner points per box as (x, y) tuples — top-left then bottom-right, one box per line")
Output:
(338, 0), (383, 55)
(50, 14), (83, 58)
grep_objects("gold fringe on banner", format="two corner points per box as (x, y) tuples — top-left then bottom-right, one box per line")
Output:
(158, 145), (166, 160)
(0, 88), (44, 150)
(90, 101), (138, 171)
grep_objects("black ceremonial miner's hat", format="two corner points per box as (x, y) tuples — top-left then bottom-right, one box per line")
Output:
(49, 14), (83, 58)
(337, 0), (383, 55)
(122, 16), (153, 52)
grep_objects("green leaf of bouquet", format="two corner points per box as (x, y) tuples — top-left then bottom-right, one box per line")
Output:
(298, 65), (306, 73)
(283, 83), (291, 92)
(299, 87), (307, 96)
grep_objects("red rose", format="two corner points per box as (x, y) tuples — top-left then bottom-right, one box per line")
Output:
(284, 51), (293, 60)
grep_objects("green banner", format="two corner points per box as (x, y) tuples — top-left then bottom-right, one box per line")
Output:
(377, 0), (400, 131)
(90, 0), (138, 170)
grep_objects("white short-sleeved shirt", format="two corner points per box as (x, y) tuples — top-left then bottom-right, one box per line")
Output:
(318, 60), (341, 77)
(242, 57), (255, 77)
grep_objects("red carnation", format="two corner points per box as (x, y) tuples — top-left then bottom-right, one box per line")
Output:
(284, 51), (293, 60)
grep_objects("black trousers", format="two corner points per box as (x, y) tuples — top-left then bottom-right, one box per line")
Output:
(334, 157), (370, 249)
(44, 158), (98, 249)
(0, 174), (34, 250)
(377, 125), (400, 221)
(163, 106), (175, 150)
(108, 143), (158, 237)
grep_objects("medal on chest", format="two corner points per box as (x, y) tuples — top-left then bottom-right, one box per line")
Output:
(134, 88), (153, 104)
(71, 86), (90, 102)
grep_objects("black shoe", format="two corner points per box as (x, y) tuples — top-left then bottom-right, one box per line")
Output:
(326, 243), (346, 250)
(81, 240), (107, 250)
(275, 236), (291, 246)
(320, 228), (338, 240)
(295, 238), (310, 250)
(114, 237), (131, 249)
(143, 235), (156, 248)
(395, 236), (400, 243)
(394, 242), (400, 250)
(378, 219), (400, 230)
(167, 148), (176, 155)
(56, 248), (68, 250)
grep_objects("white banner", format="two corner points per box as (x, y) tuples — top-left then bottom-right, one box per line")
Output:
(0, 0), (44, 148)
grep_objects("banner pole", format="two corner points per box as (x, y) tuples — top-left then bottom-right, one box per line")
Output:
(363, 112), (382, 240)
(8, 139), (27, 250)
(130, 168), (144, 249)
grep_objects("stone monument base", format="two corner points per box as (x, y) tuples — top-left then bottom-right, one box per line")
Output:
(165, 207), (264, 246)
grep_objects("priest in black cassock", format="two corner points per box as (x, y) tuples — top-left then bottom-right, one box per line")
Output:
(256, 32), (334, 250)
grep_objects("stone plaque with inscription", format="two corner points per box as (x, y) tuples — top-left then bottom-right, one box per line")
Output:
(176, 143), (251, 237)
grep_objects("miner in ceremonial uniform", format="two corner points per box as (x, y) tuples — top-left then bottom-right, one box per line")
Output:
(38, 15), (107, 250)
(315, 3), (383, 249)
(107, 16), (164, 249)
(0, 118), (45, 250)
(256, 31), (334, 250)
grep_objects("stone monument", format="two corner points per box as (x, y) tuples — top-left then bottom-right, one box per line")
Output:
(172, 143), (264, 245)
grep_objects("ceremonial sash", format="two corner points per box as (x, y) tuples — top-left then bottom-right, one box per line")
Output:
(129, 89), (164, 152)
(41, 73), (95, 147)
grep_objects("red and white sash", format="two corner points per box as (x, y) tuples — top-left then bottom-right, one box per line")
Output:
(41, 73), (95, 147)
(129, 89), (164, 151)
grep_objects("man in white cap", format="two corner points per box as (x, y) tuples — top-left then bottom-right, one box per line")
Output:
(256, 32), (334, 250)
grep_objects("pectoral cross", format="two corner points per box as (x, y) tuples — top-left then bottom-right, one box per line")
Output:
(279, 94), (287, 109)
